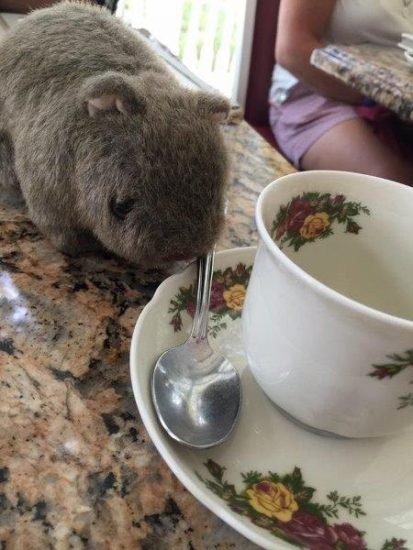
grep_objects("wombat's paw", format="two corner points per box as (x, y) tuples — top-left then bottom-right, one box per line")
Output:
(48, 229), (103, 257)
(0, 185), (25, 209)
(0, 131), (20, 192)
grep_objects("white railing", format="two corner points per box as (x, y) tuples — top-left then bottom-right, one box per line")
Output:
(116, 0), (246, 99)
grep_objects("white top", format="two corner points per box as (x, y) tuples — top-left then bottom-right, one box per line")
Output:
(270, 0), (413, 104)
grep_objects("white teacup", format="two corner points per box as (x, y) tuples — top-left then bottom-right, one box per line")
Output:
(243, 170), (413, 438)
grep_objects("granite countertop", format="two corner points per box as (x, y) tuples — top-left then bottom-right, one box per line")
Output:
(311, 43), (413, 121)
(0, 121), (294, 549)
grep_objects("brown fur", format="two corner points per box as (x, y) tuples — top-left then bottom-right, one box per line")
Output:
(0, 1), (230, 265)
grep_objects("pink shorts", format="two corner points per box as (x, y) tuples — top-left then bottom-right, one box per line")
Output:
(269, 82), (358, 168)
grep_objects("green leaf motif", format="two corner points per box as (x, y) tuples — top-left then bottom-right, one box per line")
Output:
(295, 486), (316, 503)
(280, 467), (306, 495)
(241, 470), (263, 486)
(205, 458), (226, 481)
(381, 538), (409, 550)
(398, 393), (413, 410)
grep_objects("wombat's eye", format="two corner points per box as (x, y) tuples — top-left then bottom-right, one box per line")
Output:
(110, 197), (135, 220)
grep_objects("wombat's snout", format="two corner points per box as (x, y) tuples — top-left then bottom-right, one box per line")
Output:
(138, 207), (224, 266)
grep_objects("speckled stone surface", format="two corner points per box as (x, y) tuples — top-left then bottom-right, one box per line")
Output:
(311, 44), (413, 121)
(0, 121), (294, 549)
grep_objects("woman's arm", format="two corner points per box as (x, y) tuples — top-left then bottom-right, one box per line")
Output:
(276, 0), (363, 104)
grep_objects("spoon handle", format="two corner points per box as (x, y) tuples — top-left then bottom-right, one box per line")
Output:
(190, 250), (215, 341)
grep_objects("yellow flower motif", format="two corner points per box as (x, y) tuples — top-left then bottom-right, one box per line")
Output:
(223, 284), (246, 311)
(299, 212), (330, 239)
(246, 480), (298, 522)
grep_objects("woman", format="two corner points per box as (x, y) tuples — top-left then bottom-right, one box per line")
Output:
(270, 0), (413, 184)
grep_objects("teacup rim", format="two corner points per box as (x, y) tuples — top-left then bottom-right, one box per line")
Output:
(256, 170), (413, 330)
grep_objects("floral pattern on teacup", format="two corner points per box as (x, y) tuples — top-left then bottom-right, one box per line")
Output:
(369, 349), (413, 410)
(168, 263), (252, 338)
(271, 192), (370, 251)
(197, 459), (407, 549)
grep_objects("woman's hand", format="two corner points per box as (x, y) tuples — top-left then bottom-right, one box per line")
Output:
(276, 0), (363, 104)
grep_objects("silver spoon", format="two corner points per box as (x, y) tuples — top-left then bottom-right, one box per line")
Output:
(151, 250), (241, 449)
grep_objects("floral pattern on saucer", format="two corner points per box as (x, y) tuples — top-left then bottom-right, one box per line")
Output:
(369, 349), (413, 410)
(271, 192), (370, 251)
(168, 263), (252, 338)
(197, 459), (407, 550)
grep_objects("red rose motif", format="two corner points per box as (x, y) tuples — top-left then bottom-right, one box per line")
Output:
(334, 523), (367, 550)
(235, 263), (246, 277)
(170, 316), (182, 332)
(331, 194), (345, 207)
(186, 300), (196, 317)
(371, 367), (390, 379)
(286, 199), (314, 232)
(346, 220), (361, 234)
(282, 511), (338, 550)
(210, 281), (226, 312)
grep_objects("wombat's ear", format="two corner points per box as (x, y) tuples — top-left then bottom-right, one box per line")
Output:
(79, 72), (145, 117)
(196, 92), (231, 123)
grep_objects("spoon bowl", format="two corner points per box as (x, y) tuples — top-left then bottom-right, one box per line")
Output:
(151, 252), (242, 449)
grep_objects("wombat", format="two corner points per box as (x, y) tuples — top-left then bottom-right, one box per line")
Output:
(0, 1), (230, 266)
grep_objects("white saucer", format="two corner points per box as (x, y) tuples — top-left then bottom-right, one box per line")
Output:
(399, 33), (413, 52)
(404, 50), (413, 68)
(130, 247), (413, 550)
(397, 41), (413, 67)
(397, 41), (413, 51)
